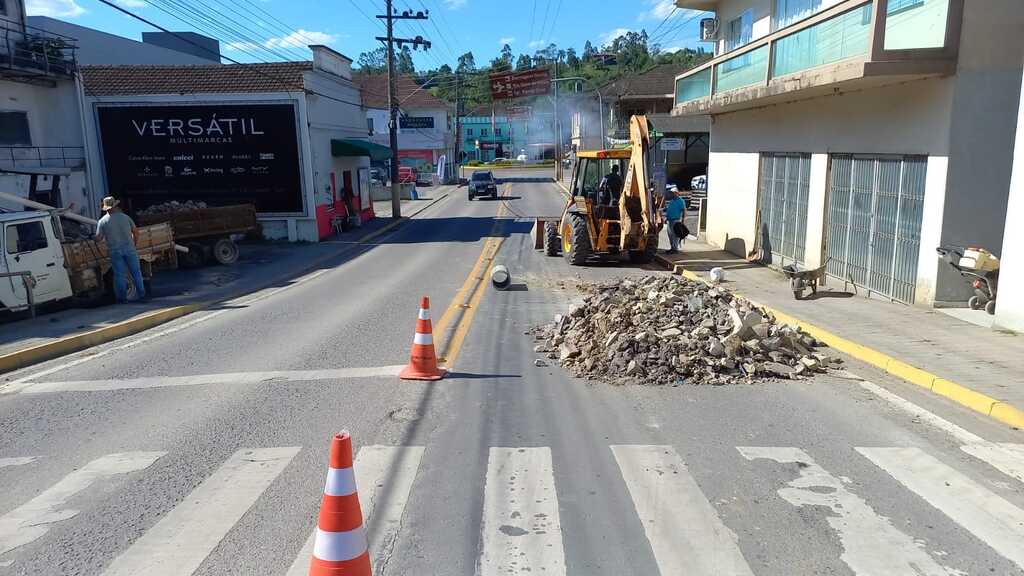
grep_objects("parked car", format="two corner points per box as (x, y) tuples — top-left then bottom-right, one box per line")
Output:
(468, 170), (498, 200)
(515, 154), (528, 162)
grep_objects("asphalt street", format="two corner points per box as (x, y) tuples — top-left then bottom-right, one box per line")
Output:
(1, 178), (1023, 575)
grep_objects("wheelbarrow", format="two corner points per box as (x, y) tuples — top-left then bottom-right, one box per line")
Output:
(782, 258), (830, 300)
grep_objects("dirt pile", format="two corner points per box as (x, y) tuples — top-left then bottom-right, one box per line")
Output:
(138, 200), (208, 216)
(530, 276), (838, 386)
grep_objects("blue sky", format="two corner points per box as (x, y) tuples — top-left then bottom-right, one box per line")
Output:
(25, 0), (707, 68)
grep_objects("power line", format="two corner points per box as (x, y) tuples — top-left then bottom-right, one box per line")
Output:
(539, 0), (563, 48)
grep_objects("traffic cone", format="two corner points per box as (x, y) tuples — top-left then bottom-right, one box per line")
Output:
(308, 431), (371, 576)
(399, 296), (447, 381)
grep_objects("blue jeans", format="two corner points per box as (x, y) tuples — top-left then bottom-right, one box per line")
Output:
(110, 248), (146, 303)
(667, 219), (683, 251)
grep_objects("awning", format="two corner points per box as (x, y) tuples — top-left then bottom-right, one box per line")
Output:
(331, 139), (392, 161)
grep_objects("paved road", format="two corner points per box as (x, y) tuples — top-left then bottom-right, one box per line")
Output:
(1, 180), (1022, 575)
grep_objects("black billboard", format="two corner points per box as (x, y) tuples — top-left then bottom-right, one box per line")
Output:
(97, 103), (303, 214)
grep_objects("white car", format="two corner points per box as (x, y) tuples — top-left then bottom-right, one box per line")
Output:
(516, 154), (528, 162)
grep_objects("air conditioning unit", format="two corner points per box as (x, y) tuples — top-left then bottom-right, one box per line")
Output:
(699, 18), (719, 42)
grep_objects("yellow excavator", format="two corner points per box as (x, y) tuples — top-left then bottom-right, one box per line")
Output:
(544, 115), (663, 265)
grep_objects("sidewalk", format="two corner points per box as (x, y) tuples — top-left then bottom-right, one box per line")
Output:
(0, 188), (451, 374)
(657, 239), (1024, 428)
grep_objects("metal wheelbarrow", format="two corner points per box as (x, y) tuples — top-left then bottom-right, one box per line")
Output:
(782, 258), (830, 300)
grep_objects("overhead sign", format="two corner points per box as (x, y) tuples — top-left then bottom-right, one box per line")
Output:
(660, 138), (683, 151)
(399, 115), (435, 129)
(506, 105), (532, 119)
(489, 69), (551, 100)
(97, 103), (303, 213)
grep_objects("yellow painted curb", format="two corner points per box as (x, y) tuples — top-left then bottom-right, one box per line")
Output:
(658, 255), (1024, 430)
(0, 304), (201, 375)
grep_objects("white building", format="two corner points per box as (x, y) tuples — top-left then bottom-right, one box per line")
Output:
(80, 46), (381, 242)
(995, 63), (1024, 332)
(672, 0), (1023, 307)
(356, 74), (452, 180)
(0, 0), (89, 215)
(27, 17), (219, 65)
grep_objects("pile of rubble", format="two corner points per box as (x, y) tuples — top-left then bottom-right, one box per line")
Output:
(138, 200), (208, 216)
(530, 276), (838, 386)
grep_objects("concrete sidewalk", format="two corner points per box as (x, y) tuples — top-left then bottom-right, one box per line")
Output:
(0, 190), (451, 374)
(657, 240), (1024, 427)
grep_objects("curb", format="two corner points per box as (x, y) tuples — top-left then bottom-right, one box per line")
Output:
(0, 192), (450, 377)
(555, 180), (571, 200)
(656, 254), (1024, 429)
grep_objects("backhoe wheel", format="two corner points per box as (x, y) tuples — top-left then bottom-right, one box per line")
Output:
(629, 233), (659, 264)
(544, 220), (560, 256)
(562, 213), (591, 266)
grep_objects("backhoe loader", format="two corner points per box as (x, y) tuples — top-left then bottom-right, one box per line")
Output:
(544, 115), (663, 265)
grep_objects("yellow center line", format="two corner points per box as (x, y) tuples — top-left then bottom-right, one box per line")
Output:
(433, 184), (512, 369)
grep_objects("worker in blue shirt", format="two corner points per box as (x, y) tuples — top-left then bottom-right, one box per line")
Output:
(663, 189), (688, 254)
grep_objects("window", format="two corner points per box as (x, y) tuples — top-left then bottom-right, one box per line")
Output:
(5, 221), (48, 254)
(466, 128), (474, 136)
(774, 0), (821, 30)
(888, 0), (924, 14)
(0, 112), (31, 146)
(481, 128), (489, 137)
(495, 128), (502, 136)
(367, 117), (374, 133)
(0, 0), (7, 15)
(726, 10), (753, 51)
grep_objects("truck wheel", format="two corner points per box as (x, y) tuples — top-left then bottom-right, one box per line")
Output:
(182, 242), (206, 268)
(212, 238), (240, 265)
(629, 233), (659, 264)
(562, 213), (591, 266)
(544, 220), (560, 256)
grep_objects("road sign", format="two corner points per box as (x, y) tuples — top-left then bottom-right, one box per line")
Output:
(660, 138), (683, 151)
(506, 105), (532, 119)
(489, 69), (551, 100)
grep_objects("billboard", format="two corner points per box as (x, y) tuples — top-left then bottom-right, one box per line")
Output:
(97, 103), (303, 214)
(506, 105), (532, 119)
(489, 69), (551, 100)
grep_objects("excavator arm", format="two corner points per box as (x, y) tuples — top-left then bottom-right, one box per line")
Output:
(618, 115), (661, 251)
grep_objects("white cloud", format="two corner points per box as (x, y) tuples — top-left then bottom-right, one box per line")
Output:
(265, 29), (338, 49)
(639, 0), (676, 21)
(224, 41), (260, 52)
(527, 39), (547, 48)
(115, 0), (147, 7)
(25, 0), (85, 17)
(499, 37), (515, 45)
(661, 46), (683, 53)
(444, 0), (467, 8)
(599, 27), (633, 45)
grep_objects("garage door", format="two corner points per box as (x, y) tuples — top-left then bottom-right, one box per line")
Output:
(757, 153), (810, 266)
(825, 154), (926, 304)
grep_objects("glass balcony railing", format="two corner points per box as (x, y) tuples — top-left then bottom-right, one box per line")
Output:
(772, 3), (872, 78)
(715, 45), (769, 93)
(673, 0), (959, 112)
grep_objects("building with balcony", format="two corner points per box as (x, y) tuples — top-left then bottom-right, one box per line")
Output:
(0, 0), (87, 215)
(357, 74), (452, 181)
(672, 0), (1023, 307)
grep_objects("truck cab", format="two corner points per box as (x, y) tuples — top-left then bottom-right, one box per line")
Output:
(0, 211), (74, 311)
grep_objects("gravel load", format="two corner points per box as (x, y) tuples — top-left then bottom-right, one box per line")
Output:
(138, 200), (208, 216)
(530, 275), (838, 386)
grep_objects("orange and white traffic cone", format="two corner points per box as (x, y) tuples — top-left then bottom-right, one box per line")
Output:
(399, 296), (447, 381)
(308, 431), (371, 576)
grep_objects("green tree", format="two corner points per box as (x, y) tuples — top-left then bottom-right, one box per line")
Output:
(515, 53), (532, 70)
(582, 40), (596, 61)
(456, 51), (477, 73)
(356, 47), (386, 72)
(565, 47), (579, 70)
(396, 44), (415, 74)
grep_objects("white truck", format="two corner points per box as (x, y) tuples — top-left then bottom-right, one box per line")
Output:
(0, 210), (177, 313)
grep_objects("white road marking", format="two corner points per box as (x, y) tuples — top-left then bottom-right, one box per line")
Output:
(857, 446), (1024, 570)
(612, 445), (754, 576)
(286, 445), (425, 576)
(739, 447), (958, 576)
(0, 457), (37, 469)
(0, 452), (165, 558)
(859, 380), (1024, 483)
(20, 365), (406, 394)
(1, 268), (332, 394)
(102, 447), (299, 576)
(479, 447), (565, 576)
(960, 443), (1024, 484)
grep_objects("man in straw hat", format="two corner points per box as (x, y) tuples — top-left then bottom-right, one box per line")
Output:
(95, 196), (148, 303)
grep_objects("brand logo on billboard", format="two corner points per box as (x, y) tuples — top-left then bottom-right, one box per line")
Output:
(203, 167), (224, 175)
(230, 167), (246, 174)
(251, 165), (270, 175)
(164, 165), (173, 177)
(173, 154), (194, 161)
(259, 153), (275, 160)
(131, 115), (265, 144)
(181, 166), (196, 176)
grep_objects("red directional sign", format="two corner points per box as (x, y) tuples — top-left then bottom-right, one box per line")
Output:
(506, 105), (532, 119)
(489, 69), (551, 100)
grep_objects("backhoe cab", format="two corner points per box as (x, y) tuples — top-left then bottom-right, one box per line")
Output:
(548, 115), (663, 265)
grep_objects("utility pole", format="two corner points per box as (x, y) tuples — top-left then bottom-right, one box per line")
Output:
(454, 71), (460, 180)
(553, 59), (560, 182)
(376, 3), (431, 219)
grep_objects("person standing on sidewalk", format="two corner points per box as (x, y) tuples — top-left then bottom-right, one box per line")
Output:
(663, 190), (688, 254)
(95, 196), (148, 304)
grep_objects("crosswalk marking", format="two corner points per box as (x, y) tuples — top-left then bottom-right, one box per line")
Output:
(286, 445), (424, 576)
(739, 447), (958, 576)
(961, 443), (1024, 484)
(479, 447), (565, 576)
(0, 457), (37, 469)
(612, 445), (754, 576)
(102, 447), (299, 576)
(21, 366), (407, 394)
(857, 446), (1024, 570)
(0, 452), (165, 558)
